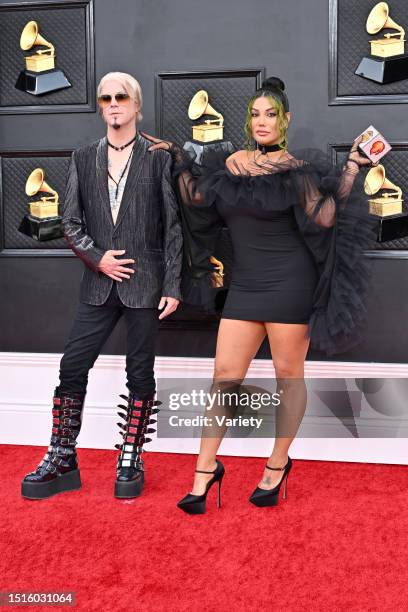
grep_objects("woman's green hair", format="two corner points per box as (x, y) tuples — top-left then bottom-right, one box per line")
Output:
(244, 93), (289, 151)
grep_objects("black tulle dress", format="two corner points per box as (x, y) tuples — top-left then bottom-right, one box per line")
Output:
(173, 147), (376, 355)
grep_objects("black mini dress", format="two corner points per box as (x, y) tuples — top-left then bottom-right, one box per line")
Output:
(217, 200), (318, 324)
(174, 148), (376, 355)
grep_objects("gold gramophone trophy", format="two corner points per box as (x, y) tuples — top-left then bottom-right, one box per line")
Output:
(182, 90), (233, 165)
(15, 20), (71, 95)
(364, 164), (408, 242)
(18, 168), (63, 241)
(365, 165), (403, 216)
(355, 2), (408, 83)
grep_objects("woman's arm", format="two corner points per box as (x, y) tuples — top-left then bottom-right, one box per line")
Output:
(302, 163), (358, 229)
(141, 132), (204, 205)
(302, 136), (375, 228)
(141, 132), (225, 289)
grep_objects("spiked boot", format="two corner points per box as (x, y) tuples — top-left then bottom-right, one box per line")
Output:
(114, 392), (160, 498)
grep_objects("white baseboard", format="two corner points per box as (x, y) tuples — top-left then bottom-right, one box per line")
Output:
(0, 353), (407, 465)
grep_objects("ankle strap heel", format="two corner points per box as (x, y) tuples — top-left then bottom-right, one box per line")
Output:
(195, 466), (218, 475)
(177, 460), (225, 515)
(249, 456), (292, 507)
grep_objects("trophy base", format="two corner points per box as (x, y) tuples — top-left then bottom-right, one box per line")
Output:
(183, 140), (234, 166)
(369, 198), (403, 217)
(355, 54), (408, 84)
(18, 215), (63, 242)
(372, 212), (408, 243)
(15, 69), (72, 96)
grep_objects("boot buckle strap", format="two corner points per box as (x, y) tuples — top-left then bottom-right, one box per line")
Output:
(60, 427), (73, 436)
(123, 443), (139, 452)
(61, 398), (76, 407)
(61, 417), (79, 426)
(127, 425), (146, 435)
(51, 456), (67, 468)
(122, 444), (143, 454)
(121, 451), (141, 460)
(119, 459), (144, 469)
(45, 463), (57, 474)
(62, 408), (80, 417)
(60, 437), (76, 447)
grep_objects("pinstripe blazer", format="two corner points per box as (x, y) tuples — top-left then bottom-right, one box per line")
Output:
(62, 133), (183, 307)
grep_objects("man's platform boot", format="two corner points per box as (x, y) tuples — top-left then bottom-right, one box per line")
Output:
(21, 388), (85, 500)
(114, 393), (160, 499)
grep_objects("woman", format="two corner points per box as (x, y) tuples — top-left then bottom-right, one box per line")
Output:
(143, 77), (376, 513)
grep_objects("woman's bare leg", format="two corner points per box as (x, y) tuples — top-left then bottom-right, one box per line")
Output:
(256, 322), (310, 491)
(190, 319), (266, 495)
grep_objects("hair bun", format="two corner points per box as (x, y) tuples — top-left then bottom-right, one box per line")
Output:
(261, 76), (285, 91)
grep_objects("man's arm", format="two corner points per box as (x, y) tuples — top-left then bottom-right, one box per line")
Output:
(160, 152), (183, 300)
(61, 151), (105, 272)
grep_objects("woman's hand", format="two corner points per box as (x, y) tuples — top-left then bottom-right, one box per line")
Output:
(140, 131), (174, 152)
(209, 256), (224, 288)
(347, 135), (379, 171)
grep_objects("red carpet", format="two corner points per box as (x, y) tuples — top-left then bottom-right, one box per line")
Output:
(0, 445), (407, 612)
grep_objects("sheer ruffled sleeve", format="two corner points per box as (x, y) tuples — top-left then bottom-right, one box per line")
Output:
(170, 145), (227, 309)
(290, 149), (377, 355)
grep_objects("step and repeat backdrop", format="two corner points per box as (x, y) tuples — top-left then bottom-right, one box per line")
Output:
(1, 0), (408, 362)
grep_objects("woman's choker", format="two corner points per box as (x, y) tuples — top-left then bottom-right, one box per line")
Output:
(257, 143), (282, 154)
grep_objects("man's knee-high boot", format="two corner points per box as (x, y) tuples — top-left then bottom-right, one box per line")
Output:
(114, 392), (160, 499)
(21, 387), (85, 500)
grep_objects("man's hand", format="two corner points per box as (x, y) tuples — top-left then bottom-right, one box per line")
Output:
(98, 249), (135, 282)
(158, 296), (179, 320)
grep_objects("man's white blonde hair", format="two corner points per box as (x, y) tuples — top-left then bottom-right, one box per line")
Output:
(97, 72), (143, 121)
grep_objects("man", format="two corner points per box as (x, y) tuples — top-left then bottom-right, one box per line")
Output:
(21, 72), (182, 500)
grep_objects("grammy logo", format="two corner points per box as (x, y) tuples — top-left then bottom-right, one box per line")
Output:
(182, 86), (233, 168)
(188, 90), (224, 143)
(15, 20), (72, 95)
(366, 1), (405, 58)
(365, 164), (403, 217)
(355, 2), (408, 84)
(18, 168), (63, 241)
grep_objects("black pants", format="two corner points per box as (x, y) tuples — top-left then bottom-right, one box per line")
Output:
(59, 284), (159, 398)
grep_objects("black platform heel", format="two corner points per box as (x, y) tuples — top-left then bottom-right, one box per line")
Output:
(249, 456), (292, 507)
(177, 460), (225, 514)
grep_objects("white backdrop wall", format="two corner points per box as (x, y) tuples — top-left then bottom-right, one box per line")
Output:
(1, 353), (407, 465)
